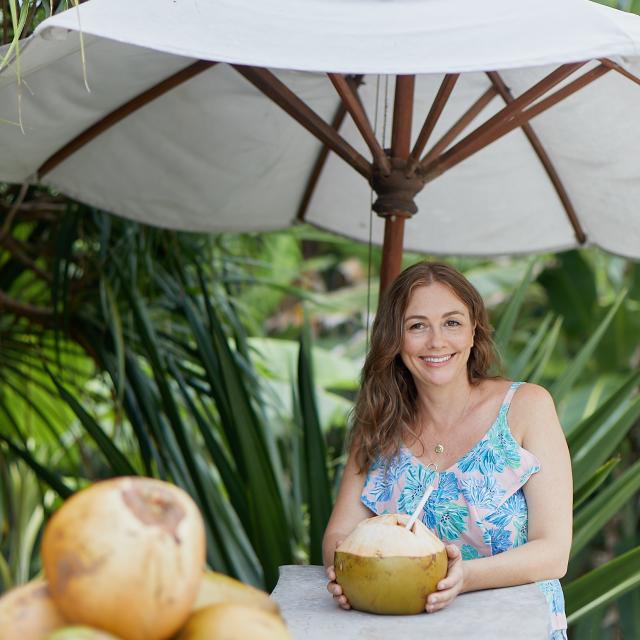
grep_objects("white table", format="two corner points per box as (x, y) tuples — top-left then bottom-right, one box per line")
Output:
(271, 565), (549, 639)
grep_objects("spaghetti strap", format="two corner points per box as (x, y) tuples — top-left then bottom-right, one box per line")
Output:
(501, 381), (524, 413)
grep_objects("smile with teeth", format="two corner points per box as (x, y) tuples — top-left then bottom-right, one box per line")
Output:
(421, 354), (453, 364)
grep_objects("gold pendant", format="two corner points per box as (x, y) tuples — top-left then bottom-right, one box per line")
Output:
(434, 443), (445, 455)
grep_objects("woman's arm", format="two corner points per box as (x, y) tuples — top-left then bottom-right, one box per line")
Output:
(429, 383), (572, 611)
(323, 448), (373, 609)
(322, 449), (372, 568)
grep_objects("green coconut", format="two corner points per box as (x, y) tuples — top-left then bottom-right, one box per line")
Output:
(334, 514), (448, 615)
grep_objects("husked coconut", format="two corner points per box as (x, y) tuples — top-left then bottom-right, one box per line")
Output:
(47, 627), (121, 639)
(177, 603), (292, 640)
(0, 578), (67, 639)
(334, 514), (447, 614)
(42, 477), (205, 640)
(193, 570), (280, 616)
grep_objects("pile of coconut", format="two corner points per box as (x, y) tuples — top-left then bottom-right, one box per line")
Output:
(0, 477), (291, 640)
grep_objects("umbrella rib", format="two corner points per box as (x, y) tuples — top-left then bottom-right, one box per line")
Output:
(328, 73), (391, 175)
(600, 57), (640, 86)
(297, 75), (364, 222)
(232, 65), (371, 180)
(407, 73), (459, 172)
(38, 60), (216, 178)
(391, 75), (416, 158)
(418, 86), (498, 169)
(421, 62), (595, 181)
(487, 71), (586, 245)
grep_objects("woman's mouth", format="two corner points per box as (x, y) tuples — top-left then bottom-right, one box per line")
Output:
(420, 354), (454, 366)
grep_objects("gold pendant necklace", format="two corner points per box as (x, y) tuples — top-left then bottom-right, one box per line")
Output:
(429, 388), (472, 458)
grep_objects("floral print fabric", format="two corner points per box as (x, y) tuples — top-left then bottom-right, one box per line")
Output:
(361, 382), (567, 638)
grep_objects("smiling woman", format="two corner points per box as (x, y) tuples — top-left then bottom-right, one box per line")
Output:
(322, 262), (573, 640)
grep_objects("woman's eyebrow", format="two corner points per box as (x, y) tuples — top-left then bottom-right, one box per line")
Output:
(404, 310), (465, 321)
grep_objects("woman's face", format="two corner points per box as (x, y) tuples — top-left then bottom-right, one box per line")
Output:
(400, 282), (475, 389)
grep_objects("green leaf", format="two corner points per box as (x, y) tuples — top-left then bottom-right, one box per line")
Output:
(569, 607), (607, 640)
(99, 280), (126, 407)
(538, 251), (596, 338)
(168, 359), (251, 532)
(177, 280), (293, 589)
(571, 395), (640, 491)
(527, 316), (563, 384)
(298, 317), (333, 565)
(619, 584), (640, 639)
(571, 458), (640, 558)
(123, 353), (184, 483)
(49, 374), (136, 477)
(494, 258), (538, 356)
(289, 380), (306, 547)
(0, 551), (12, 591)
(51, 210), (79, 354)
(566, 369), (640, 445)
(0, 0), (29, 73)
(565, 546), (640, 624)
(507, 312), (553, 381)
(0, 437), (72, 499)
(550, 288), (627, 403)
(572, 457), (619, 510)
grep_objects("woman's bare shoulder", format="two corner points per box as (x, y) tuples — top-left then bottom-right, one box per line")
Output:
(512, 382), (556, 410)
(476, 377), (514, 405)
(509, 382), (559, 442)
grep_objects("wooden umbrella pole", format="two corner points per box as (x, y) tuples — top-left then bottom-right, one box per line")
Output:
(379, 75), (415, 296)
(380, 211), (410, 294)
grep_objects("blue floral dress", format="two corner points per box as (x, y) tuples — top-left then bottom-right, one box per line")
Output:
(360, 382), (568, 639)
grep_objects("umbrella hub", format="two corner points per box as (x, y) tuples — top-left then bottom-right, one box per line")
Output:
(371, 157), (424, 217)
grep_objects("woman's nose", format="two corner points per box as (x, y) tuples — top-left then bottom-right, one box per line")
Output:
(426, 327), (445, 349)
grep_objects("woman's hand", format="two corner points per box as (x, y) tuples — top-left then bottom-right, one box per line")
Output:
(426, 544), (465, 613)
(326, 540), (351, 610)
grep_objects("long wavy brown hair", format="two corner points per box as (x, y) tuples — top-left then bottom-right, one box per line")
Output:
(350, 261), (499, 473)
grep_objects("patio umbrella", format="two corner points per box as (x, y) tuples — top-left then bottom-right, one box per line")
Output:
(1, 0), (640, 290)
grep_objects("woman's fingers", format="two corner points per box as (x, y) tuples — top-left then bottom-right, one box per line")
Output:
(446, 544), (461, 562)
(334, 593), (351, 609)
(326, 581), (351, 609)
(326, 580), (342, 595)
(426, 588), (454, 613)
(426, 545), (464, 613)
(437, 566), (463, 591)
(436, 576), (454, 590)
(436, 544), (464, 590)
(327, 553), (350, 609)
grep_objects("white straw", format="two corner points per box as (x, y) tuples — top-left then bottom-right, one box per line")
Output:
(404, 467), (437, 531)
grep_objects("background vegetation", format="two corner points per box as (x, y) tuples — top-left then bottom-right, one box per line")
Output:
(1, 1), (639, 638)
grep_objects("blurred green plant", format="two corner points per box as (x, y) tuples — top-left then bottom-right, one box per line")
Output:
(493, 256), (640, 638)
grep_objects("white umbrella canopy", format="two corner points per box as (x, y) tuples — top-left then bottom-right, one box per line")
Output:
(1, 0), (640, 287)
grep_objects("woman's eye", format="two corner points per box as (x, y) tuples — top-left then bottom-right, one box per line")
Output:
(445, 319), (461, 327)
(409, 322), (425, 330)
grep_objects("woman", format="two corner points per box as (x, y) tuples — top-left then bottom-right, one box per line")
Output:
(323, 262), (572, 639)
